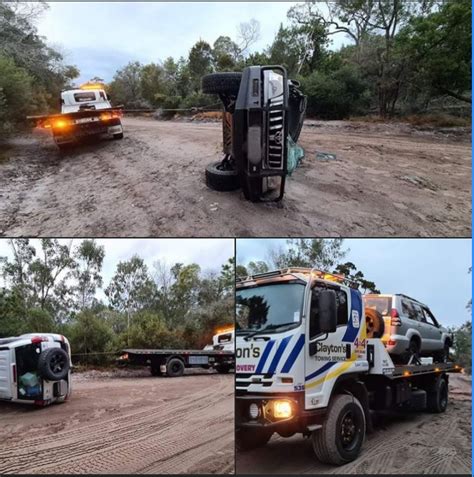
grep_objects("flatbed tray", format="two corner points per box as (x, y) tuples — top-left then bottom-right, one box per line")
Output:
(27, 107), (123, 122)
(124, 348), (234, 355)
(391, 361), (462, 378)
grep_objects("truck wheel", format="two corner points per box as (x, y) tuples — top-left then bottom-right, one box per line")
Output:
(236, 428), (272, 451)
(312, 394), (366, 465)
(427, 376), (448, 413)
(365, 308), (385, 339)
(37, 348), (70, 381)
(202, 72), (242, 96)
(205, 161), (240, 192)
(166, 358), (185, 378)
(216, 364), (231, 374)
(113, 133), (124, 139)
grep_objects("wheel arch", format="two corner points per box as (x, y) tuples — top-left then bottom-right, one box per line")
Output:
(329, 373), (373, 433)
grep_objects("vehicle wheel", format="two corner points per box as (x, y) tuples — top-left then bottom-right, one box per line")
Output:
(435, 341), (450, 363)
(215, 364), (231, 374)
(113, 133), (124, 139)
(37, 348), (70, 381)
(312, 394), (366, 465)
(236, 428), (272, 451)
(365, 308), (385, 339)
(166, 358), (185, 378)
(205, 161), (240, 192)
(202, 72), (242, 96)
(403, 338), (420, 364)
(427, 376), (448, 413)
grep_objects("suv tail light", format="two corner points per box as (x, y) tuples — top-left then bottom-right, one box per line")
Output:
(31, 336), (48, 344)
(390, 309), (402, 326)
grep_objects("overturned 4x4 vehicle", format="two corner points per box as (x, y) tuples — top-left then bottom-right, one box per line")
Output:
(202, 66), (307, 202)
(0, 333), (72, 406)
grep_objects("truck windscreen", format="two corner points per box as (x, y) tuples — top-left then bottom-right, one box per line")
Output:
(236, 282), (305, 333)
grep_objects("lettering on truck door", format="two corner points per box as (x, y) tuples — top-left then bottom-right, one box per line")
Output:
(304, 286), (365, 410)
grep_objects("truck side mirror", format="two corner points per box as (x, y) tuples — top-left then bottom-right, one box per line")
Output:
(319, 289), (337, 333)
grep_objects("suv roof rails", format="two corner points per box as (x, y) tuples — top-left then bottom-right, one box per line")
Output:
(236, 267), (359, 289)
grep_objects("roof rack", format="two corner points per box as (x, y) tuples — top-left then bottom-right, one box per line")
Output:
(236, 267), (359, 289)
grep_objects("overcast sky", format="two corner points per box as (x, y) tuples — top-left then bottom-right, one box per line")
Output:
(35, 2), (345, 84)
(236, 239), (472, 328)
(0, 238), (234, 301)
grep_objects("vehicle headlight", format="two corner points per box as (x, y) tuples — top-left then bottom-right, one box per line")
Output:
(249, 402), (259, 420)
(273, 400), (292, 419)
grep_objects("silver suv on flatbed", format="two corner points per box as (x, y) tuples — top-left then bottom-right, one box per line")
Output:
(363, 293), (452, 363)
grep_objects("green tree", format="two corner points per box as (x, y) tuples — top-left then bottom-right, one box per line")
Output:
(108, 61), (146, 108)
(188, 40), (213, 92)
(334, 261), (379, 293)
(269, 239), (347, 270)
(73, 239), (105, 309)
(451, 320), (471, 375)
(105, 255), (156, 341)
(247, 261), (269, 275)
(68, 310), (113, 365)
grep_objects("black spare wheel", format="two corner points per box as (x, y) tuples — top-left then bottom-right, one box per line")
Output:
(202, 72), (242, 96)
(37, 347), (70, 381)
(365, 308), (385, 339)
(206, 161), (240, 191)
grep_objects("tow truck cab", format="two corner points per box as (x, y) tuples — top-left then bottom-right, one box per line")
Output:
(235, 268), (459, 465)
(0, 333), (72, 406)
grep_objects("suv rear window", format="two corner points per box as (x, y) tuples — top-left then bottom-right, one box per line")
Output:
(364, 296), (391, 315)
(74, 92), (96, 102)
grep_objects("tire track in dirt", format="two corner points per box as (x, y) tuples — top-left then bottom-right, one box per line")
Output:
(0, 372), (234, 474)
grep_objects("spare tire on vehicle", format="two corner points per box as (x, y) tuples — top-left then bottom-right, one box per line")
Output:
(202, 72), (242, 96)
(365, 308), (385, 339)
(205, 161), (240, 191)
(37, 347), (70, 381)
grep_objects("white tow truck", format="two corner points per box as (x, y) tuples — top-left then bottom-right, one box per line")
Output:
(120, 328), (235, 377)
(235, 268), (461, 465)
(28, 83), (123, 149)
(0, 333), (72, 406)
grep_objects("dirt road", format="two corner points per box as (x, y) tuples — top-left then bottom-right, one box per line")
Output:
(236, 374), (472, 475)
(0, 369), (234, 474)
(0, 117), (470, 237)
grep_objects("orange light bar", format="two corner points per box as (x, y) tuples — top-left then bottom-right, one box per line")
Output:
(53, 119), (69, 129)
(403, 371), (411, 377)
(215, 326), (234, 335)
(80, 82), (105, 90)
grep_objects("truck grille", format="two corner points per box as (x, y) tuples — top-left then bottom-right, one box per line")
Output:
(266, 96), (285, 170)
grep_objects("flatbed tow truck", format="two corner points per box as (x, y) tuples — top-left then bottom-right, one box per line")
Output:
(235, 268), (462, 465)
(27, 82), (123, 149)
(120, 329), (235, 377)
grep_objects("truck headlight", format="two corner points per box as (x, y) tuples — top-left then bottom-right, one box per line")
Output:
(273, 400), (292, 419)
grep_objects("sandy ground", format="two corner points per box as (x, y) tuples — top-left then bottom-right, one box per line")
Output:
(236, 373), (472, 475)
(0, 369), (234, 474)
(0, 117), (470, 237)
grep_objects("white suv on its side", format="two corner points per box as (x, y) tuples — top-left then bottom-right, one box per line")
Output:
(363, 294), (452, 364)
(0, 333), (72, 406)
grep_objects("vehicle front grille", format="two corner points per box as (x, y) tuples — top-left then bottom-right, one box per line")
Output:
(266, 95), (285, 170)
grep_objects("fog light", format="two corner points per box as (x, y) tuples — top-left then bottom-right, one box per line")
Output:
(274, 400), (292, 419)
(249, 403), (259, 419)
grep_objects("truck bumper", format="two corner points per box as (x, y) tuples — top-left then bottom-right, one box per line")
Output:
(236, 392), (326, 432)
(53, 119), (122, 145)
